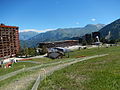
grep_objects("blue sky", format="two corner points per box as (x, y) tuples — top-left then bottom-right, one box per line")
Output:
(0, 0), (120, 32)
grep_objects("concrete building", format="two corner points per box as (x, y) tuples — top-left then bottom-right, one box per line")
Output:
(0, 24), (20, 58)
(92, 32), (100, 42)
(85, 34), (93, 44)
(38, 40), (79, 48)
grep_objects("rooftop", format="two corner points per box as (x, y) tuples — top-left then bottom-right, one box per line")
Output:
(0, 24), (18, 28)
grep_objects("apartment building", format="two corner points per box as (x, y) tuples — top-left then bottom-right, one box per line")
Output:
(0, 24), (20, 58)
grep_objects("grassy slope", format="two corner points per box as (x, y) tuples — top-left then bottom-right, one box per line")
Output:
(38, 46), (120, 90)
(0, 62), (38, 76)
(0, 57), (68, 76)
(0, 54), (74, 76)
(0, 47), (104, 77)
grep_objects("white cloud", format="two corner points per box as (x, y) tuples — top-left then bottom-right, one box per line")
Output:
(76, 22), (80, 25)
(41, 29), (55, 32)
(19, 29), (40, 32)
(91, 18), (96, 22)
(19, 29), (55, 33)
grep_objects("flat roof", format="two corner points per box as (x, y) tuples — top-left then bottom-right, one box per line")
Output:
(0, 24), (18, 28)
(39, 40), (79, 44)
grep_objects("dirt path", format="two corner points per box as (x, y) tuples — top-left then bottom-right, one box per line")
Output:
(0, 57), (81, 82)
(0, 54), (108, 90)
(32, 54), (108, 90)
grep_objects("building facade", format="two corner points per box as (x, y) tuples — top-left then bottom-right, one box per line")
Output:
(85, 34), (93, 44)
(92, 32), (101, 42)
(0, 24), (20, 58)
(39, 40), (79, 48)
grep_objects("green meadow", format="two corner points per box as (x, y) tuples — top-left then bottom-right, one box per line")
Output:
(38, 46), (120, 90)
(0, 46), (120, 90)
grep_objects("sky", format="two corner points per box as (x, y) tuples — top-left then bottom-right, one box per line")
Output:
(0, 0), (120, 32)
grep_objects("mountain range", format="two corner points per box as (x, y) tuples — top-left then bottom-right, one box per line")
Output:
(20, 24), (105, 47)
(19, 18), (120, 48)
(99, 18), (120, 40)
(19, 31), (39, 40)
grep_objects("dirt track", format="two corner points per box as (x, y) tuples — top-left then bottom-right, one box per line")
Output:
(0, 54), (108, 90)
